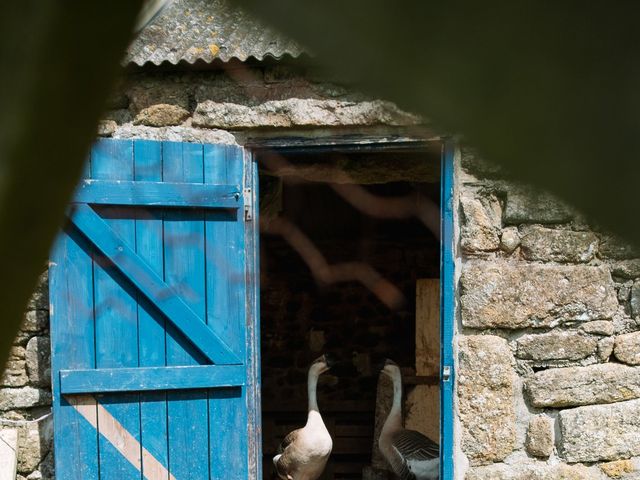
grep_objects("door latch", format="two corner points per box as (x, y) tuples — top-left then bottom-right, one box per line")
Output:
(244, 188), (253, 221)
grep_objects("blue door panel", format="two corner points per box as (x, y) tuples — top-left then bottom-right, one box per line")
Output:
(50, 138), (258, 480)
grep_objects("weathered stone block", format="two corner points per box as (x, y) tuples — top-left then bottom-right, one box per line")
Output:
(113, 125), (237, 145)
(461, 263), (618, 329)
(458, 335), (516, 465)
(525, 416), (554, 458)
(599, 459), (636, 478)
(619, 282), (632, 302)
(516, 331), (597, 362)
(466, 462), (600, 480)
(581, 320), (615, 336)
(559, 398), (640, 462)
(460, 194), (502, 252)
(25, 337), (50, 387)
(611, 259), (640, 279)
(21, 311), (48, 334)
(526, 363), (640, 408)
(26, 271), (48, 311)
(598, 337), (615, 361)
(598, 234), (639, 260)
(0, 388), (51, 411)
(193, 99), (421, 129)
(502, 186), (573, 225)
(97, 120), (117, 137)
(614, 331), (640, 365)
(133, 104), (190, 127)
(2, 346), (27, 387)
(520, 226), (598, 263)
(1, 359), (28, 387)
(460, 147), (502, 179)
(499, 227), (520, 253)
(631, 282), (640, 317)
(127, 80), (191, 113)
(17, 416), (52, 473)
(103, 108), (133, 125)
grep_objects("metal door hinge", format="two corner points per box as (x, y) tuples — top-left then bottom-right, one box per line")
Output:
(244, 188), (253, 221)
(442, 365), (452, 382)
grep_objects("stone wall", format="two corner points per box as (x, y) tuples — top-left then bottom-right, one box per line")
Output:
(458, 149), (640, 479)
(0, 272), (53, 480)
(98, 64), (421, 143)
(6, 59), (638, 480)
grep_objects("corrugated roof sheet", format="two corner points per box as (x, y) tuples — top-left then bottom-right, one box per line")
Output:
(126, 0), (305, 66)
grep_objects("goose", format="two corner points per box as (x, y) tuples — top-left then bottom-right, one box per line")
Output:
(378, 359), (439, 480)
(273, 354), (334, 480)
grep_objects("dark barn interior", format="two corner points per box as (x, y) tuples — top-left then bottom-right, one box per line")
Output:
(258, 145), (441, 479)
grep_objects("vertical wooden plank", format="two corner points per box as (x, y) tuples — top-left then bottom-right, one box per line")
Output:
(415, 279), (440, 377)
(204, 144), (248, 479)
(204, 144), (245, 356)
(163, 141), (209, 479)
(50, 226), (100, 480)
(244, 151), (262, 480)
(440, 141), (456, 479)
(134, 139), (170, 479)
(91, 139), (142, 479)
(406, 279), (440, 442)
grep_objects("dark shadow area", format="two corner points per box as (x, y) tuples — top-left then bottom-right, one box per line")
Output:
(258, 146), (441, 479)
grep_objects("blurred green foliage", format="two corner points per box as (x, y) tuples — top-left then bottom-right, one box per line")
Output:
(0, 2), (141, 368)
(2, 1), (640, 369)
(238, 0), (640, 241)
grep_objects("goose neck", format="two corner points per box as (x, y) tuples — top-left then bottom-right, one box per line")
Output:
(383, 373), (403, 435)
(307, 368), (320, 413)
(390, 373), (402, 414)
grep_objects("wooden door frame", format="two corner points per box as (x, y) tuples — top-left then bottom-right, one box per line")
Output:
(247, 134), (456, 479)
(244, 148), (262, 479)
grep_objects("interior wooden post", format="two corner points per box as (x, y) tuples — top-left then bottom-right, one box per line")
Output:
(405, 278), (440, 442)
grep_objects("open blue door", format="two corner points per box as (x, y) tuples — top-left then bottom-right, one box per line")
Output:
(49, 139), (260, 479)
(440, 140), (455, 479)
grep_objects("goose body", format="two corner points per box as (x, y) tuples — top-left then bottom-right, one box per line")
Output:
(378, 360), (439, 480)
(273, 355), (333, 480)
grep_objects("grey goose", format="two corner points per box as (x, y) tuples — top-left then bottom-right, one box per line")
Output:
(273, 355), (334, 480)
(378, 359), (439, 480)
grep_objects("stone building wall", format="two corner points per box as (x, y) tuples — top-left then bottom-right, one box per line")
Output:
(457, 149), (640, 479)
(0, 272), (53, 480)
(99, 64), (422, 143)
(5, 59), (640, 480)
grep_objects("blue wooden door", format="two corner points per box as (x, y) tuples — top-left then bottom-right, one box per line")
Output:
(49, 139), (260, 480)
(440, 141), (455, 479)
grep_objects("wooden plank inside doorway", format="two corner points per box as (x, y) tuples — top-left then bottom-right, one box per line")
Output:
(405, 279), (440, 442)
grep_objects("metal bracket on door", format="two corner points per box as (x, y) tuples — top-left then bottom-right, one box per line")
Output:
(244, 188), (253, 221)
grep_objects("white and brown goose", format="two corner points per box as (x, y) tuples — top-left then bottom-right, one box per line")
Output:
(378, 359), (439, 480)
(273, 354), (334, 480)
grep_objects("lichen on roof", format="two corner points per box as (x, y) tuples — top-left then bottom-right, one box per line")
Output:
(126, 0), (305, 66)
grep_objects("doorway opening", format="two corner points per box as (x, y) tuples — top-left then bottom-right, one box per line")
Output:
(256, 143), (442, 479)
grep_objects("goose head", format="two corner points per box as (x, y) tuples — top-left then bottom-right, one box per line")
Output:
(309, 354), (334, 375)
(380, 358), (402, 381)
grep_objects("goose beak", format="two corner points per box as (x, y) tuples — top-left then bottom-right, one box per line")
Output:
(323, 354), (336, 370)
(380, 358), (398, 376)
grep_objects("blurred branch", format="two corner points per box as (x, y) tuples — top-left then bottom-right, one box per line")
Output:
(262, 217), (405, 309)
